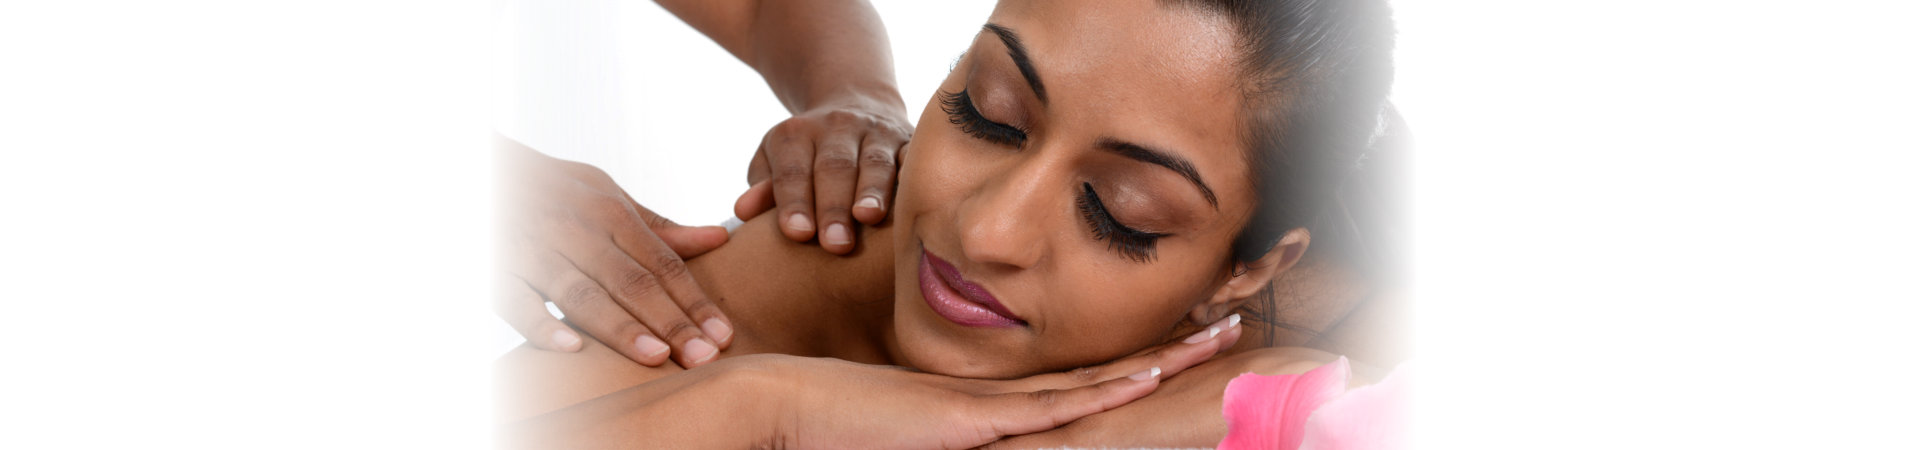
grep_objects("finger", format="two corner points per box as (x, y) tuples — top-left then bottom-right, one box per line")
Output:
(811, 129), (862, 254)
(605, 195), (735, 354)
(640, 210), (727, 258)
(1002, 314), (1243, 393)
(851, 134), (901, 225)
(517, 246), (673, 367)
(765, 124), (818, 242)
(746, 141), (771, 186)
(972, 367), (1162, 439)
(495, 275), (583, 352)
(652, 225), (728, 258)
(733, 180), (775, 222)
(629, 202), (729, 257)
(571, 239), (726, 368)
(602, 221), (735, 355)
(625, 199), (729, 257)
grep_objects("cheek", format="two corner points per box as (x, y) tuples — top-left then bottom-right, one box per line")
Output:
(896, 131), (989, 221)
(1030, 254), (1221, 370)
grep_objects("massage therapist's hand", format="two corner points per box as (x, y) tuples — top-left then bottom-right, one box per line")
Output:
(496, 137), (735, 368)
(735, 96), (912, 255)
(504, 314), (1245, 449)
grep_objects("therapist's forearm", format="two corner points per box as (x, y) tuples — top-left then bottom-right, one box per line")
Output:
(654, 0), (905, 115)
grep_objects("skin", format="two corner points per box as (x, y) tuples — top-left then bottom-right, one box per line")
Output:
(499, 214), (1257, 448)
(496, 139), (734, 368)
(497, 0), (914, 367)
(883, 0), (1307, 378)
(500, 0), (1368, 446)
(664, 0), (917, 250)
(496, 211), (894, 422)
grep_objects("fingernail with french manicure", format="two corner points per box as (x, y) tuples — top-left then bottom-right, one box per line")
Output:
(636, 335), (670, 359)
(701, 318), (733, 344)
(1182, 314), (1242, 344)
(856, 196), (882, 210)
(553, 330), (581, 350)
(683, 338), (718, 365)
(1183, 325), (1222, 344)
(1129, 367), (1162, 381)
(786, 213), (814, 234)
(823, 223), (852, 246)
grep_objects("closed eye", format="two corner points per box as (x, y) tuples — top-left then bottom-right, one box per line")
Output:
(1076, 182), (1166, 263)
(940, 89), (1027, 148)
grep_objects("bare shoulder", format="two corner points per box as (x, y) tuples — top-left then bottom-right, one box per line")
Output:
(687, 212), (895, 356)
(495, 213), (895, 423)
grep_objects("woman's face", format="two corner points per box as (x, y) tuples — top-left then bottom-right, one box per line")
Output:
(888, 0), (1261, 378)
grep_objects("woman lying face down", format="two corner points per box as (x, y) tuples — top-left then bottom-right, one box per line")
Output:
(499, 0), (1394, 446)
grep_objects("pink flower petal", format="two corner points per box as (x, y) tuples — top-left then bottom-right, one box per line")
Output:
(1218, 356), (1351, 450)
(1298, 361), (1411, 450)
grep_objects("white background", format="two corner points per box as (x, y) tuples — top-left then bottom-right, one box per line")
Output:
(3, 0), (1918, 448)
(494, 0), (993, 225)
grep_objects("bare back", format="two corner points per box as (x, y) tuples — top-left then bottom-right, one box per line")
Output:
(494, 212), (895, 422)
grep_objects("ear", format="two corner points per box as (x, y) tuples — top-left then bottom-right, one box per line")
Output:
(1190, 228), (1311, 324)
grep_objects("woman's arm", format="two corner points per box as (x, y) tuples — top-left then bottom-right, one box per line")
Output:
(498, 320), (1249, 449)
(986, 347), (1373, 448)
(502, 351), (1194, 450)
(499, 354), (766, 449)
(494, 327), (688, 423)
(498, 286), (1252, 448)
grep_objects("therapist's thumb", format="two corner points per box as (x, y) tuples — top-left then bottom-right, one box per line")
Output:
(654, 225), (729, 258)
(634, 204), (730, 257)
(732, 180), (776, 222)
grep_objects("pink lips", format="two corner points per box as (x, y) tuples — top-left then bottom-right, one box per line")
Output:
(919, 250), (1026, 328)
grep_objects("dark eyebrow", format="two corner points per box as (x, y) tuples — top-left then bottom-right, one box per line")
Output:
(982, 23), (1047, 103)
(1097, 138), (1220, 209)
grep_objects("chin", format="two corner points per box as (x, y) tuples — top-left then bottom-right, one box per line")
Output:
(887, 301), (1037, 379)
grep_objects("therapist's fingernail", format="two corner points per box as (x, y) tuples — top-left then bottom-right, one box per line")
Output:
(856, 196), (882, 210)
(636, 335), (669, 359)
(1226, 313), (1241, 328)
(552, 330), (581, 350)
(683, 338), (718, 365)
(701, 318), (733, 343)
(823, 223), (852, 246)
(1129, 367), (1162, 381)
(786, 213), (814, 234)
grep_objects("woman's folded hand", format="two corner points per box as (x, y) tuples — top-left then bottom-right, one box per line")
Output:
(495, 137), (736, 368)
(505, 312), (1246, 449)
(986, 343), (1345, 448)
(749, 313), (1247, 449)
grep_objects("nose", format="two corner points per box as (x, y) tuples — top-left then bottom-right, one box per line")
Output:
(955, 156), (1057, 271)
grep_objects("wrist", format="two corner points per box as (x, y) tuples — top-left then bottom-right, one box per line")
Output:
(694, 356), (795, 446)
(798, 85), (907, 117)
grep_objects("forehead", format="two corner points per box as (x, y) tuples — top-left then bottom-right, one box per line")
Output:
(985, 0), (1251, 196)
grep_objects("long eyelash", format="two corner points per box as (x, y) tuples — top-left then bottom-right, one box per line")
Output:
(1076, 182), (1167, 263)
(939, 89), (1028, 147)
